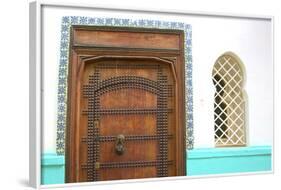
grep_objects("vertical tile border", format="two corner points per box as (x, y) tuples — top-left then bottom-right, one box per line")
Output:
(56, 16), (193, 155)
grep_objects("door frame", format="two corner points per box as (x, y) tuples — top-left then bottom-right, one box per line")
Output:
(65, 25), (186, 183)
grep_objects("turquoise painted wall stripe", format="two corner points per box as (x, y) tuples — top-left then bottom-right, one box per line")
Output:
(187, 146), (272, 176)
(41, 153), (65, 165)
(41, 146), (272, 184)
(41, 154), (65, 185)
(188, 146), (271, 158)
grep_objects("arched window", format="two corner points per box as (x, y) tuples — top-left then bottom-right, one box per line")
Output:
(212, 53), (246, 147)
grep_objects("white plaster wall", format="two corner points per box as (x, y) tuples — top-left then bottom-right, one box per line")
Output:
(41, 5), (273, 153)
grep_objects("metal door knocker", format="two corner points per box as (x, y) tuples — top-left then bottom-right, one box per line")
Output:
(115, 134), (125, 155)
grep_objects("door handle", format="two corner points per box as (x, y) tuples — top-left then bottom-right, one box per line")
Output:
(115, 134), (125, 155)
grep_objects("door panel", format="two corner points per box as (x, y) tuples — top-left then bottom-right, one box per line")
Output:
(100, 89), (157, 108)
(66, 26), (186, 183)
(100, 167), (157, 181)
(73, 29), (180, 50)
(99, 115), (157, 135)
(99, 141), (158, 162)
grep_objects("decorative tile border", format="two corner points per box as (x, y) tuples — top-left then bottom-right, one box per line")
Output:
(56, 16), (193, 155)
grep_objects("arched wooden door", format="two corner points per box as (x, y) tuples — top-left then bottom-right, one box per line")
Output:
(66, 26), (186, 182)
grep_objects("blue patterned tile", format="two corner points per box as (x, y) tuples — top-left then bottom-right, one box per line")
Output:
(187, 87), (193, 94)
(187, 79), (192, 86)
(88, 17), (96, 24)
(187, 55), (193, 62)
(186, 63), (192, 70)
(70, 16), (79, 24)
(187, 105), (193, 112)
(58, 77), (66, 85)
(61, 33), (68, 41)
(184, 24), (191, 30)
(178, 22), (184, 28)
(187, 127), (193, 133)
(57, 113), (65, 122)
(58, 95), (65, 103)
(58, 105), (65, 112)
(80, 17), (88, 24)
(57, 141), (64, 150)
(171, 22), (177, 28)
(147, 20), (154, 27)
(57, 123), (64, 130)
(58, 86), (66, 95)
(57, 132), (64, 140)
(122, 19), (129, 25)
(62, 16), (70, 24)
(187, 96), (193, 103)
(60, 41), (68, 49)
(138, 19), (145, 26)
(60, 50), (67, 57)
(155, 20), (161, 27)
(162, 21), (169, 27)
(186, 39), (192, 46)
(105, 18), (113, 25)
(98, 18), (105, 25)
(113, 18), (121, 25)
(61, 25), (69, 33)
(186, 71), (192, 78)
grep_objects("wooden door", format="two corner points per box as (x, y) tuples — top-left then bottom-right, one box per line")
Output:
(66, 26), (186, 182)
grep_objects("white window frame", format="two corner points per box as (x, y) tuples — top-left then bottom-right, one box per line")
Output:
(212, 52), (247, 147)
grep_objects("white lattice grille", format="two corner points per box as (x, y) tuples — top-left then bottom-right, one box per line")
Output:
(212, 54), (246, 147)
